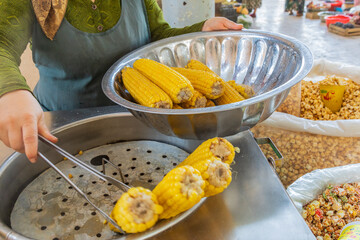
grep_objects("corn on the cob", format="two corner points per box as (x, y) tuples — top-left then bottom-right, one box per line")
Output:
(214, 81), (245, 105)
(133, 59), (194, 104)
(179, 137), (236, 166)
(184, 60), (247, 105)
(109, 187), (163, 233)
(192, 159), (232, 197)
(122, 67), (173, 109)
(152, 166), (205, 219)
(185, 59), (212, 72)
(180, 90), (207, 108)
(206, 99), (216, 107)
(173, 104), (183, 109)
(172, 67), (224, 99)
(227, 80), (255, 99)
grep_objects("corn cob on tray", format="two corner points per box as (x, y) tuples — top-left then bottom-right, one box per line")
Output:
(120, 59), (254, 109)
(109, 137), (237, 234)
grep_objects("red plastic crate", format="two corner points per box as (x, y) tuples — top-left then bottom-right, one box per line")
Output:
(325, 15), (351, 27)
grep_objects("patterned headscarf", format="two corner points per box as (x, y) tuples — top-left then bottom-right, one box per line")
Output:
(31, 0), (68, 40)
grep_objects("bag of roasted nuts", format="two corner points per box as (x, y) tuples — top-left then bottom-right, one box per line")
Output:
(252, 60), (360, 188)
(287, 164), (360, 240)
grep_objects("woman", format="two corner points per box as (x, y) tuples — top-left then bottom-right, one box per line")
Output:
(285, 0), (305, 16)
(0, 0), (243, 163)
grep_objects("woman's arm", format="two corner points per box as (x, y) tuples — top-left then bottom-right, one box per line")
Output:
(0, 0), (57, 162)
(145, 0), (242, 42)
(0, 0), (34, 96)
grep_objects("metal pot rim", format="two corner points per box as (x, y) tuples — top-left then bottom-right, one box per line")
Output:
(102, 30), (313, 115)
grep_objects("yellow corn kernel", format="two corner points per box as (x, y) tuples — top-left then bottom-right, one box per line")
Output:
(180, 90), (207, 108)
(78, 150), (83, 155)
(152, 166), (205, 219)
(122, 67), (173, 109)
(173, 104), (183, 109)
(227, 80), (255, 99)
(179, 137), (236, 166)
(172, 68), (224, 99)
(185, 59), (212, 72)
(109, 187), (163, 233)
(206, 99), (216, 107)
(133, 59), (194, 104)
(68, 174), (73, 179)
(214, 81), (245, 105)
(192, 159), (232, 197)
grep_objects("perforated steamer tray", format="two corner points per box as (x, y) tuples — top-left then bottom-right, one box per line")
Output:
(0, 109), (315, 240)
(11, 141), (190, 240)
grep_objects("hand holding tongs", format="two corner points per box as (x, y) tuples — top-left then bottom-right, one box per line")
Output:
(38, 135), (130, 234)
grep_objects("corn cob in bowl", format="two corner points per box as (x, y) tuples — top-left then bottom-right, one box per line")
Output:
(227, 80), (255, 99)
(121, 67), (173, 109)
(109, 187), (163, 233)
(180, 90), (207, 108)
(152, 165), (205, 219)
(133, 59), (194, 104)
(172, 67), (225, 99)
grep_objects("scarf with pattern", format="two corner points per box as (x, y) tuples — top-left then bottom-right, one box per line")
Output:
(31, 0), (68, 40)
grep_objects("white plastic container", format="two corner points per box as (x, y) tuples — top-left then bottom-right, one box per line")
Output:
(339, 222), (360, 240)
(162, 0), (215, 28)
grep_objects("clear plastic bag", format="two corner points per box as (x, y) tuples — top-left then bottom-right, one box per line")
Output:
(286, 163), (360, 212)
(252, 125), (360, 187)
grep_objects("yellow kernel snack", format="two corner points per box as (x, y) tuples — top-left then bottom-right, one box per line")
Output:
(252, 125), (360, 187)
(109, 187), (163, 233)
(301, 76), (360, 120)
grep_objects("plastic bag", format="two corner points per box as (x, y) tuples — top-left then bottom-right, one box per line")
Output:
(287, 163), (360, 212)
(262, 59), (360, 137)
(252, 125), (360, 187)
(252, 59), (360, 187)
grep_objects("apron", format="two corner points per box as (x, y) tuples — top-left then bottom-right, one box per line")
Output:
(32, 0), (151, 111)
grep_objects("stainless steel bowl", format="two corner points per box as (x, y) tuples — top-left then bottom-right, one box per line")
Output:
(102, 30), (313, 139)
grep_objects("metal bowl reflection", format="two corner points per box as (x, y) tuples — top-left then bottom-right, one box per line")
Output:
(102, 30), (313, 139)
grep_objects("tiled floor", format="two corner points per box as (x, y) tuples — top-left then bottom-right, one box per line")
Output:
(1, 0), (359, 162)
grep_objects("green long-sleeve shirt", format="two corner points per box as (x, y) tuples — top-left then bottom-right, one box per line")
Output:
(0, 0), (205, 97)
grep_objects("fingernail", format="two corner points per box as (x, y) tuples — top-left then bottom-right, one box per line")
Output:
(30, 158), (37, 163)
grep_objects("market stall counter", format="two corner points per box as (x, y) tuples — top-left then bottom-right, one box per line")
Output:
(0, 106), (314, 240)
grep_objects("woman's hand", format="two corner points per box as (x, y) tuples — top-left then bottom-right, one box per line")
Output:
(202, 17), (243, 31)
(0, 90), (57, 163)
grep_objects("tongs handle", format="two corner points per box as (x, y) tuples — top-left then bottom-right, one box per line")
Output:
(37, 151), (125, 234)
(38, 135), (130, 191)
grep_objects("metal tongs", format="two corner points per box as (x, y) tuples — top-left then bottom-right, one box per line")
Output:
(37, 135), (130, 234)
